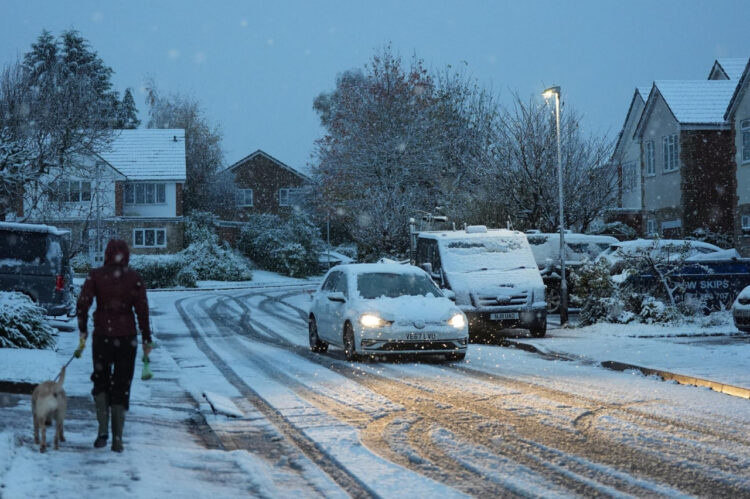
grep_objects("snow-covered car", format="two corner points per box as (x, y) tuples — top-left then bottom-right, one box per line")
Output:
(413, 226), (547, 339)
(318, 250), (355, 270)
(732, 286), (750, 332)
(526, 232), (618, 313)
(308, 263), (469, 361)
(598, 239), (723, 273)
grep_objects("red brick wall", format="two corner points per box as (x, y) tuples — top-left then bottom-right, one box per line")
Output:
(114, 182), (123, 216)
(176, 183), (183, 217)
(680, 130), (735, 236)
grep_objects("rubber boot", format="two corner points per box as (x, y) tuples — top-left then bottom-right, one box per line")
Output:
(93, 393), (109, 448)
(111, 405), (125, 453)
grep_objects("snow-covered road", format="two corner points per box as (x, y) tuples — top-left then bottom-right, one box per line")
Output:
(149, 285), (750, 497)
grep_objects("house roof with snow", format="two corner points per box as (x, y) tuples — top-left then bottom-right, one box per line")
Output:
(708, 57), (749, 81)
(635, 80), (735, 138)
(725, 58), (750, 120)
(223, 149), (310, 180)
(613, 86), (650, 158)
(97, 129), (187, 181)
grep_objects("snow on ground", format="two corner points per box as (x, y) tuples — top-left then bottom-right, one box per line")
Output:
(513, 312), (749, 388)
(2, 273), (749, 497)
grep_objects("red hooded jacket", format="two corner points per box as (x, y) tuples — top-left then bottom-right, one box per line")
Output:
(76, 239), (152, 343)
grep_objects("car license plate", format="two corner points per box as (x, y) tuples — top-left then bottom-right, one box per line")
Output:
(406, 332), (436, 340)
(490, 312), (519, 320)
(735, 309), (750, 317)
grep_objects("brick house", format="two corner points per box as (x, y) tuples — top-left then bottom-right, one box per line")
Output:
(18, 129), (186, 262)
(610, 57), (748, 245)
(725, 58), (750, 253)
(215, 149), (310, 245)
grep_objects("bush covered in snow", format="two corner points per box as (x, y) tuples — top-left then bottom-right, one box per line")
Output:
(129, 254), (185, 288)
(238, 213), (323, 277)
(180, 238), (253, 281)
(70, 252), (92, 274)
(0, 292), (56, 349)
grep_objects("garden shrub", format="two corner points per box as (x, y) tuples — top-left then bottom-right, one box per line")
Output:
(0, 291), (56, 349)
(129, 254), (185, 288)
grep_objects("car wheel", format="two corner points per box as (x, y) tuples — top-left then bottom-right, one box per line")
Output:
(546, 287), (560, 314)
(309, 316), (328, 353)
(343, 322), (358, 361)
(446, 352), (466, 362)
(530, 322), (547, 338)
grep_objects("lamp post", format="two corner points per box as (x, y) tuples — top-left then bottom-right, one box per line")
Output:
(542, 85), (568, 326)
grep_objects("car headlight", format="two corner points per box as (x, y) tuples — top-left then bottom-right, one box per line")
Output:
(448, 313), (466, 329)
(360, 314), (390, 328)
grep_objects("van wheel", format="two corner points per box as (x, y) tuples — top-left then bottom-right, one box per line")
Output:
(309, 316), (328, 353)
(343, 323), (358, 361)
(530, 323), (547, 338)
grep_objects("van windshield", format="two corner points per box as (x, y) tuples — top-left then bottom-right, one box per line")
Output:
(440, 237), (533, 273)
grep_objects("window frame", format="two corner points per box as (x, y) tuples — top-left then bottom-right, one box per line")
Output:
(662, 134), (679, 173)
(742, 214), (750, 231)
(279, 187), (303, 207)
(742, 118), (750, 164)
(236, 188), (254, 207)
(622, 161), (636, 193)
(646, 218), (658, 236)
(645, 140), (655, 176)
(132, 228), (167, 248)
(57, 180), (93, 203)
(124, 182), (167, 205)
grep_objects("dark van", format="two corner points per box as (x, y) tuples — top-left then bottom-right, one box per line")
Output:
(0, 222), (74, 316)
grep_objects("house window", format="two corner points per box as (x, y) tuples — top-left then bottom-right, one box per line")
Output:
(742, 215), (750, 232)
(133, 228), (167, 248)
(279, 187), (303, 207)
(622, 161), (636, 193)
(645, 141), (655, 175)
(646, 218), (657, 236)
(236, 188), (254, 207)
(742, 119), (750, 164)
(54, 180), (92, 203)
(124, 183), (166, 205)
(662, 134), (679, 172)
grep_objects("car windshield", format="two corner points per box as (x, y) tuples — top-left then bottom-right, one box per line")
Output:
(440, 237), (531, 273)
(356, 272), (442, 299)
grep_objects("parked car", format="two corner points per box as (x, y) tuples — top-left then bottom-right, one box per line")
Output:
(598, 239), (723, 274)
(732, 286), (750, 332)
(526, 232), (618, 313)
(318, 249), (355, 270)
(0, 222), (75, 316)
(414, 225), (546, 339)
(308, 264), (469, 361)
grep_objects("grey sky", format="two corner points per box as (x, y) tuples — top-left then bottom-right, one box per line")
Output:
(2, 1), (748, 172)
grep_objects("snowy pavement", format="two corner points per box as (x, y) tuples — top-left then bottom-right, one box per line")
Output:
(1, 281), (749, 497)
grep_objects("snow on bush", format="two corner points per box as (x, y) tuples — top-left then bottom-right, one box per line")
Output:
(0, 291), (55, 349)
(70, 252), (92, 274)
(180, 238), (253, 281)
(129, 254), (185, 289)
(239, 213), (323, 277)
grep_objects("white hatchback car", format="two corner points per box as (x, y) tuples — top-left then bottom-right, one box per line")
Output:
(732, 286), (750, 332)
(308, 264), (469, 361)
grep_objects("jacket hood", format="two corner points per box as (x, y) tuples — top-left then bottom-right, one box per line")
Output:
(104, 239), (130, 266)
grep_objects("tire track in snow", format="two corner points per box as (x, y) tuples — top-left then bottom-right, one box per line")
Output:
(175, 294), (378, 499)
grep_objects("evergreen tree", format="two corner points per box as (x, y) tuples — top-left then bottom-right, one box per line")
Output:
(117, 88), (140, 129)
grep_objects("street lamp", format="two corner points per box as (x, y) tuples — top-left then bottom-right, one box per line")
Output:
(542, 85), (568, 326)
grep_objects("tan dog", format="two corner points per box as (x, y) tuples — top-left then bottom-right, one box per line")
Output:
(31, 365), (67, 452)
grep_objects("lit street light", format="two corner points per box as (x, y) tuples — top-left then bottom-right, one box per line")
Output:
(542, 85), (568, 326)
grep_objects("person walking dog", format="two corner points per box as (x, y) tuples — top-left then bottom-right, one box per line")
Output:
(77, 239), (153, 452)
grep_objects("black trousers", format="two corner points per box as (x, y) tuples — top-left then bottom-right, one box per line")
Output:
(91, 335), (137, 410)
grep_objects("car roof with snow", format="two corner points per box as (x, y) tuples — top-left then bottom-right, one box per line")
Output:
(0, 221), (70, 237)
(417, 226), (526, 241)
(609, 239), (722, 251)
(333, 263), (426, 275)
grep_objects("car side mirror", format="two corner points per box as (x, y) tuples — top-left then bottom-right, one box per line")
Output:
(327, 291), (347, 303)
(443, 289), (456, 301)
(420, 262), (433, 274)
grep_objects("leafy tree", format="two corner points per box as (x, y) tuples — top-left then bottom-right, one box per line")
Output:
(311, 46), (498, 258)
(145, 80), (224, 214)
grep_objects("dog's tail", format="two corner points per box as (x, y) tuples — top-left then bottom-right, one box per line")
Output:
(57, 365), (66, 387)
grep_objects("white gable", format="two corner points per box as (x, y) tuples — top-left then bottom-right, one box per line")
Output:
(99, 129), (187, 181)
(654, 80), (736, 124)
(709, 58), (748, 81)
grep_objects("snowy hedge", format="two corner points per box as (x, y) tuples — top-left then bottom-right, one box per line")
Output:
(129, 254), (185, 289)
(0, 292), (56, 349)
(238, 213), (323, 277)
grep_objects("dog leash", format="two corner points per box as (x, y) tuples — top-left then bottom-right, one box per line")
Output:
(53, 335), (87, 382)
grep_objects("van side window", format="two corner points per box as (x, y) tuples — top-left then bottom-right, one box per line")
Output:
(428, 240), (441, 273)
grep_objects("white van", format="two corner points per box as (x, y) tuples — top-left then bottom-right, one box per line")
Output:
(414, 226), (547, 338)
